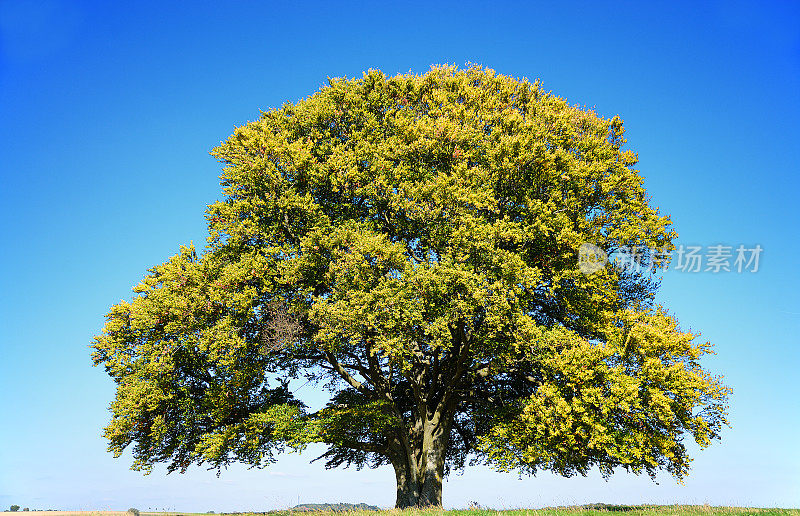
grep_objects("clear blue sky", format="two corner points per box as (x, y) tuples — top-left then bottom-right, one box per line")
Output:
(1, 0), (798, 511)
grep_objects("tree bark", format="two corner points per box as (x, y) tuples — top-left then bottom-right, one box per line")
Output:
(390, 417), (449, 508)
(392, 457), (420, 508)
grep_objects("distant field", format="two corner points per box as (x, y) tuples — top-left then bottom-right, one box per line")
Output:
(8, 508), (799, 516)
(136, 507), (799, 516)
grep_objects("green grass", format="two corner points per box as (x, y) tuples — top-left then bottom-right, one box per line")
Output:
(141, 507), (799, 516)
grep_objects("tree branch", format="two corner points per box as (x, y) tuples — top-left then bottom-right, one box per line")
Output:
(324, 351), (374, 396)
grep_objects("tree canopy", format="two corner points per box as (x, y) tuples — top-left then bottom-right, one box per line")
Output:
(92, 65), (730, 508)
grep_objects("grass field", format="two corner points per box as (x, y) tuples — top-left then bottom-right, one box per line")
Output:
(9, 508), (799, 516)
(140, 507), (799, 516)
(252, 507), (798, 516)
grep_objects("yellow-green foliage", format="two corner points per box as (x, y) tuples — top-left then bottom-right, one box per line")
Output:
(92, 65), (729, 491)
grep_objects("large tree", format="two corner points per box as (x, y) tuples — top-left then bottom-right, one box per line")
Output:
(92, 65), (730, 508)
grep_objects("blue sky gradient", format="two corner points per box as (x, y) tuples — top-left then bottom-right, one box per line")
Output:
(1, 0), (798, 511)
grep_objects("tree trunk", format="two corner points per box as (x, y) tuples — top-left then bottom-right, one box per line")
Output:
(418, 440), (444, 507)
(392, 458), (420, 508)
(392, 454), (444, 508)
(391, 420), (449, 508)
